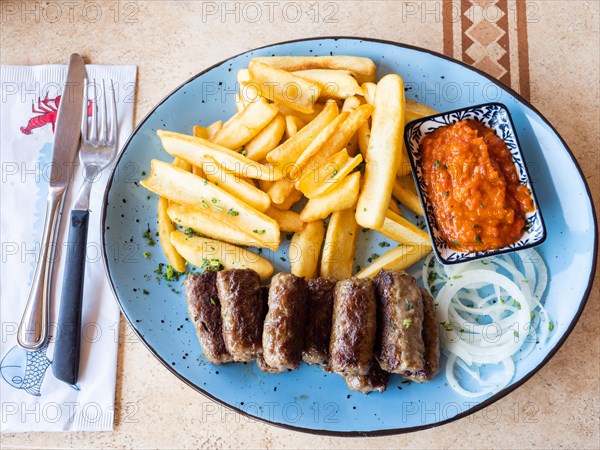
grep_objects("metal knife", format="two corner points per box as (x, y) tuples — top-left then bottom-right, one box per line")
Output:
(17, 53), (86, 350)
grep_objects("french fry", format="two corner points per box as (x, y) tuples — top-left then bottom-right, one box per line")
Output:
(301, 104), (374, 170)
(192, 165), (204, 177)
(265, 207), (304, 232)
(293, 69), (364, 99)
(285, 115), (305, 139)
(248, 60), (321, 114)
(293, 112), (349, 176)
(253, 55), (376, 84)
(170, 231), (274, 281)
(300, 171), (361, 222)
(237, 68), (251, 84)
(157, 130), (282, 181)
(356, 244), (431, 279)
(234, 93), (245, 112)
(206, 120), (222, 138)
(167, 202), (264, 248)
(210, 98), (278, 149)
(377, 210), (430, 246)
(406, 100), (438, 123)
(193, 125), (209, 139)
(397, 174), (418, 194)
(140, 160), (280, 249)
(296, 149), (349, 196)
(271, 188), (303, 211)
(195, 121), (223, 139)
(357, 121), (370, 158)
(320, 208), (359, 280)
(356, 74), (406, 229)
(392, 177), (424, 216)
(361, 82), (377, 104)
(289, 220), (325, 278)
(342, 95), (362, 112)
(297, 151), (363, 199)
(202, 158), (271, 212)
(244, 113), (286, 162)
(173, 157), (192, 172)
(397, 144), (412, 176)
(388, 199), (403, 216)
(266, 100), (338, 165)
(157, 197), (187, 272)
(267, 178), (296, 204)
(275, 101), (324, 123)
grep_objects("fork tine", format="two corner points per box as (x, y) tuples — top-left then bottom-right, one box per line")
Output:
(109, 80), (118, 145)
(90, 79), (98, 141)
(99, 79), (107, 142)
(81, 79), (88, 141)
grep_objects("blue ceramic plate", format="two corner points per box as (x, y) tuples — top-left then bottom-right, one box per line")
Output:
(404, 102), (547, 265)
(101, 38), (597, 436)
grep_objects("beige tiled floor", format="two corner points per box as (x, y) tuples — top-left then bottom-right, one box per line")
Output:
(2, 1), (598, 448)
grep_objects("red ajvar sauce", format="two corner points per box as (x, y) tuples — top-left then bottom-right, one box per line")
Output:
(420, 119), (534, 252)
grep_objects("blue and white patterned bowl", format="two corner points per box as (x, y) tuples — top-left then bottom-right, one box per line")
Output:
(404, 102), (547, 265)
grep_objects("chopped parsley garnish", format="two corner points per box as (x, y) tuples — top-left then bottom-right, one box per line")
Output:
(201, 258), (224, 271)
(440, 322), (453, 332)
(141, 171), (146, 176)
(142, 289), (149, 295)
(473, 224), (481, 229)
(183, 227), (198, 238)
(451, 239), (460, 246)
(227, 208), (239, 216)
(143, 252), (151, 259)
(378, 241), (391, 248)
(475, 235), (483, 244)
(514, 330), (519, 338)
(530, 312), (535, 320)
(443, 190), (449, 197)
(142, 228), (155, 246)
(406, 302), (414, 310)
(367, 253), (379, 263)
(154, 263), (164, 275)
(331, 169), (338, 178)
(240, 146), (247, 156)
(514, 300), (522, 310)
(201, 199), (209, 209)
(433, 160), (441, 168)
(165, 265), (180, 282)
(253, 229), (266, 235)
(548, 322), (554, 332)
(402, 318), (413, 329)
(355, 265), (361, 272)
(209, 297), (216, 306)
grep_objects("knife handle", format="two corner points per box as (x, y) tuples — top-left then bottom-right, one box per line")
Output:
(53, 209), (90, 385)
(18, 187), (65, 350)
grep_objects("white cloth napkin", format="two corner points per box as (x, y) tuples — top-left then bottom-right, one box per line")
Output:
(0, 64), (137, 432)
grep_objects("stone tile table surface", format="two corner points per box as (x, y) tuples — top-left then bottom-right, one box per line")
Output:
(1, 1), (598, 448)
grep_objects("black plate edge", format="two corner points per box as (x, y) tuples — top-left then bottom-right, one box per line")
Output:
(100, 36), (599, 437)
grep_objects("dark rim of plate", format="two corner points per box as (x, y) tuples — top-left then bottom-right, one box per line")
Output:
(403, 101), (548, 265)
(100, 36), (598, 437)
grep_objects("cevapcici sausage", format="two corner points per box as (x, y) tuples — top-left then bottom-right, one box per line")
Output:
(185, 271), (233, 365)
(303, 277), (337, 366)
(374, 270), (425, 374)
(262, 273), (309, 371)
(404, 288), (440, 382)
(216, 269), (263, 361)
(329, 277), (377, 376)
(344, 360), (390, 394)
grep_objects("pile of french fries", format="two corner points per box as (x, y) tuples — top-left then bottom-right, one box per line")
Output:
(140, 55), (439, 282)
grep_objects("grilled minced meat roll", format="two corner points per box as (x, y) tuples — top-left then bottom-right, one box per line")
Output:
(374, 270), (426, 374)
(303, 277), (337, 366)
(216, 269), (263, 361)
(186, 271), (233, 364)
(262, 273), (309, 372)
(329, 277), (377, 376)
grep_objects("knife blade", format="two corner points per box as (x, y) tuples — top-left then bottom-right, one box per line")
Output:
(50, 54), (87, 187)
(17, 53), (87, 350)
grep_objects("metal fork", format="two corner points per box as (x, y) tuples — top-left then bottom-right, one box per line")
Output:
(53, 79), (118, 385)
